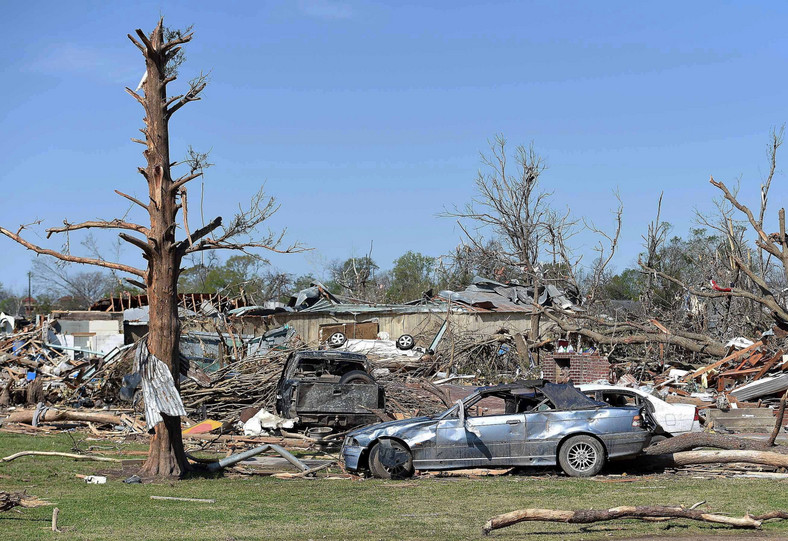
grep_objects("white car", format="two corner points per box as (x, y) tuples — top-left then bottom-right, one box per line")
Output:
(578, 384), (701, 439)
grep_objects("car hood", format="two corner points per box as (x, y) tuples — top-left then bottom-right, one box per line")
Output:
(347, 416), (437, 443)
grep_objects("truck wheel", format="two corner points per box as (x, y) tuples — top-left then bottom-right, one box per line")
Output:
(339, 370), (374, 384)
(369, 440), (414, 479)
(558, 435), (605, 477)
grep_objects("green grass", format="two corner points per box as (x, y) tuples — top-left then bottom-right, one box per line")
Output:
(2, 432), (788, 540)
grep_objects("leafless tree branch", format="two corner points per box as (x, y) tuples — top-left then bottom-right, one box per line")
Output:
(0, 226), (145, 277)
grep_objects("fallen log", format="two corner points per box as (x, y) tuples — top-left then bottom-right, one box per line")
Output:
(2, 451), (121, 463)
(643, 432), (788, 455)
(482, 505), (768, 534)
(638, 449), (788, 471)
(645, 392), (788, 457)
(669, 449), (788, 468)
(4, 408), (123, 426)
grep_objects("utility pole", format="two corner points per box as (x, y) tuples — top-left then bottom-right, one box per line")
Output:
(26, 271), (33, 317)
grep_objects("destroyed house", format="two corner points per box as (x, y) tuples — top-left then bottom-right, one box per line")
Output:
(222, 277), (584, 347)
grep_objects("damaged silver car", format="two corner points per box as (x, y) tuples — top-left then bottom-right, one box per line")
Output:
(342, 380), (653, 478)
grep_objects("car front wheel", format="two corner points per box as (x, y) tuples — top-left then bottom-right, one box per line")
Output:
(558, 435), (605, 477)
(369, 440), (414, 479)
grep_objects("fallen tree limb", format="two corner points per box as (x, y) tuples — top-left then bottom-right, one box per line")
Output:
(150, 496), (215, 503)
(2, 451), (121, 463)
(482, 505), (767, 534)
(538, 306), (727, 357)
(4, 408), (123, 426)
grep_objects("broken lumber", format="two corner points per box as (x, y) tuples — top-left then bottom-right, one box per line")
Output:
(482, 505), (767, 534)
(682, 341), (763, 382)
(754, 349), (785, 381)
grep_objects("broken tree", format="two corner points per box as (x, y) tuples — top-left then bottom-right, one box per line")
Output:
(0, 18), (300, 478)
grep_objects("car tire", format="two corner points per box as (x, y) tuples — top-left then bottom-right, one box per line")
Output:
(327, 332), (347, 348)
(648, 434), (669, 446)
(339, 370), (374, 385)
(558, 435), (605, 477)
(369, 440), (414, 479)
(396, 334), (415, 350)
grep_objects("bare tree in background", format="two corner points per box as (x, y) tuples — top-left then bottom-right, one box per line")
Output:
(0, 19), (301, 478)
(639, 127), (788, 335)
(328, 244), (384, 302)
(443, 134), (621, 339)
(31, 258), (113, 309)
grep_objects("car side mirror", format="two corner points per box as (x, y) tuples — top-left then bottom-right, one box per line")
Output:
(455, 399), (481, 437)
(456, 399), (466, 425)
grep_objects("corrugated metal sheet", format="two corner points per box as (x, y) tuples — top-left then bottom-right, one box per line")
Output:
(730, 374), (788, 401)
(134, 340), (187, 430)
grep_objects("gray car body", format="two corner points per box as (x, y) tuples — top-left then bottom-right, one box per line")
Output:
(343, 382), (651, 473)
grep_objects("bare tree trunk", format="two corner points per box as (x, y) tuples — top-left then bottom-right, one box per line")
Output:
(0, 19), (300, 482)
(135, 22), (187, 479)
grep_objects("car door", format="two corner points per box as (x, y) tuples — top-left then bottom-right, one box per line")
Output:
(435, 412), (527, 466)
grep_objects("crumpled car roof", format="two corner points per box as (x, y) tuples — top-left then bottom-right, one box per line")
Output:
(539, 382), (606, 409)
(477, 381), (605, 410)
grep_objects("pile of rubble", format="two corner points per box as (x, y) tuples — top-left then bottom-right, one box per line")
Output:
(604, 325), (788, 431)
(0, 318), (133, 411)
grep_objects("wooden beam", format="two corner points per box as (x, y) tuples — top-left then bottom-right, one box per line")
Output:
(682, 341), (763, 382)
(753, 349), (785, 381)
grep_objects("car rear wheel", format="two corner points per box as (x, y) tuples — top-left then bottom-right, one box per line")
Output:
(648, 434), (669, 446)
(558, 435), (605, 477)
(369, 440), (414, 479)
(327, 332), (347, 348)
(339, 370), (374, 384)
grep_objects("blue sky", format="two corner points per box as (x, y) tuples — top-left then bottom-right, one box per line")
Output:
(2, 1), (787, 293)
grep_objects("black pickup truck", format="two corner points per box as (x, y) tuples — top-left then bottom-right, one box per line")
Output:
(275, 350), (385, 428)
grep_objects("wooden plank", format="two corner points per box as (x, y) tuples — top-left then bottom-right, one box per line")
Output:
(735, 352), (762, 371)
(682, 341), (763, 382)
(753, 349), (784, 381)
(717, 367), (761, 378)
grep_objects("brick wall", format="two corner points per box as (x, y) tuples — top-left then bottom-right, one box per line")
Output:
(542, 353), (609, 384)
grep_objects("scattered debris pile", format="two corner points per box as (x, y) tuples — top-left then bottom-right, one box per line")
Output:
(0, 317), (133, 411)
